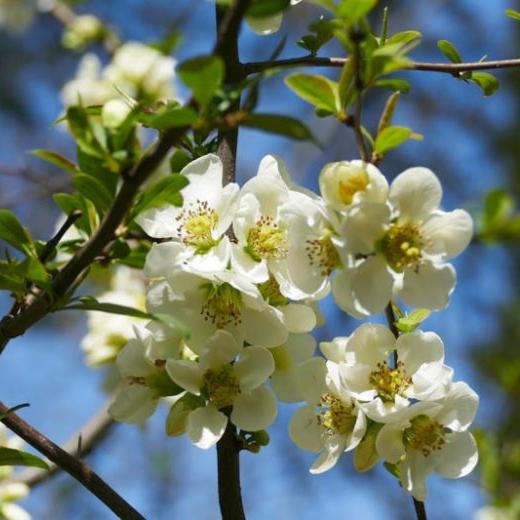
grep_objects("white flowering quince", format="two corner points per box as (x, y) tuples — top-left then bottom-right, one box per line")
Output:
(165, 330), (277, 448)
(81, 267), (146, 366)
(231, 155), (337, 301)
(289, 357), (367, 473)
(139, 154), (239, 274)
(270, 333), (316, 403)
(322, 323), (452, 422)
(109, 324), (183, 424)
(375, 381), (479, 501)
(147, 268), (289, 354)
(319, 160), (388, 212)
(332, 167), (473, 317)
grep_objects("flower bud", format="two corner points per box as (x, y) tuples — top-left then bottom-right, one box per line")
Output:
(102, 99), (132, 128)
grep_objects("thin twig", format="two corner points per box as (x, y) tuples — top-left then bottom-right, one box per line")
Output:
(243, 56), (520, 75)
(413, 497), (428, 520)
(0, 401), (143, 519)
(11, 400), (114, 488)
(38, 210), (82, 264)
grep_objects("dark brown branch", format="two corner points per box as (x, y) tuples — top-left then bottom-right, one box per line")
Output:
(243, 56), (520, 75)
(413, 497), (428, 520)
(11, 400), (114, 488)
(38, 210), (82, 264)
(0, 126), (187, 356)
(214, 1), (250, 519)
(0, 401), (143, 519)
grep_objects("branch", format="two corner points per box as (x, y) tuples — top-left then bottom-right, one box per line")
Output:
(214, 1), (251, 518)
(243, 56), (520, 75)
(11, 400), (114, 488)
(0, 401), (143, 519)
(0, 126), (188, 356)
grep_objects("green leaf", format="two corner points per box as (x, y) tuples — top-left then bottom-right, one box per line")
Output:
(471, 72), (499, 96)
(30, 149), (79, 174)
(374, 78), (411, 93)
(178, 56), (224, 108)
(337, 0), (378, 24)
(437, 39), (462, 63)
(0, 447), (49, 470)
(354, 422), (382, 472)
(21, 257), (50, 284)
(132, 175), (189, 217)
(506, 8), (520, 21)
(370, 43), (413, 78)
(72, 174), (113, 215)
(240, 113), (315, 141)
(383, 461), (400, 479)
(395, 308), (431, 333)
(483, 189), (515, 227)
(169, 150), (192, 173)
(247, 0), (290, 17)
(0, 403), (30, 421)
(338, 58), (355, 108)
(63, 298), (190, 338)
(166, 394), (205, 436)
(285, 73), (339, 113)
(0, 272), (26, 293)
(385, 30), (422, 46)
(374, 126), (412, 154)
(144, 107), (198, 131)
(77, 148), (119, 196)
(0, 209), (34, 255)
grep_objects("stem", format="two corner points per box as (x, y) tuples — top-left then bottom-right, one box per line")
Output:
(214, 1), (251, 518)
(217, 421), (245, 520)
(351, 35), (370, 162)
(384, 304), (427, 519)
(243, 56), (520, 75)
(0, 401), (143, 519)
(413, 497), (428, 520)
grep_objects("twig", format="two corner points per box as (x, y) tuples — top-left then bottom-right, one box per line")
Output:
(11, 400), (114, 488)
(413, 497), (428, 520)
(351, 34), (370, 162)
(38, 210), (82, 264)
(243, 56), (520, 75)
(214, 1), (251, 518)
(0, 401), (143, 519)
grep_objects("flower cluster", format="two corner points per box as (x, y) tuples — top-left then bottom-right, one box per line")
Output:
(0, 425), (31, 520)
(106, 153), (478, 502)
(61, 41), (177, 108)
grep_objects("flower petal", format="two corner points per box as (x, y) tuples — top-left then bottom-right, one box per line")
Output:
(109, 385), (158, 424)
(242, 306), (288, 348)
(434, 431), (478, 478)
(289, 406), (323, 453)
(281, 303), (317, 333)
(396, 330), (444, 374)
(144, 241), (188, 278)
(310, 436), (345, 474)
(199, 330), (242, 370)
(165, 359), (203, 394)
(235, 346), (275, 391)
(298, 357), (328, 405)
(136, 205), (180, 238)
(400, 261), (456, 310)
(186, 405), (228, 449)
(116, 337), (154, 378)
(422, 209), (473, 260)
(376, 423), (406, 463)
(231, 386), (277, 431)
(400, 450), (435, 502)
(390, 167), (442, 222)
(435, 381), (479, 431)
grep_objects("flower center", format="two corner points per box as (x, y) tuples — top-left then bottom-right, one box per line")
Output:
(201, 283), (242, 328)
(258, 276), (288, 307)
(105, 333), (129, 350)
(245, 216), (288, 262)
(338, 167), (370, 205)
(203, 366), (240, 409)
(377, 222), (423, 272)
(403, 414), (446, 457)
(306, 233), (340, 277)
(270, 345), (292, 372)
(318, 393), (357, 436)
(176, 200), (219, 253)
(368, 360), (411, 402)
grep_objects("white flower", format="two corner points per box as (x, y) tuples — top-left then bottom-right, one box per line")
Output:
(474, 506), (516, 520)
(0, 483), (30, 520)
(60, 54), (114, 107)
(231, 155), (337, 301)
(101, 99), (132, 128)
(147, 268), (289, 354)
(375, 381), (479, 501)
(319, 160), (388, 212)
(109, 324), (183, 424)
(245, 0), (303, 35)
(289, 358), (367, 473)
(332, 167), (473, 317)
(166, 330), (277, 448)
(270, 333), (316, 402)
(140, 154), (239, 274)
(81, 267), (146, 367)
(104, 41), (176, 102)
(323, 323), (452, 422)
(62, 14), (103, 50)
